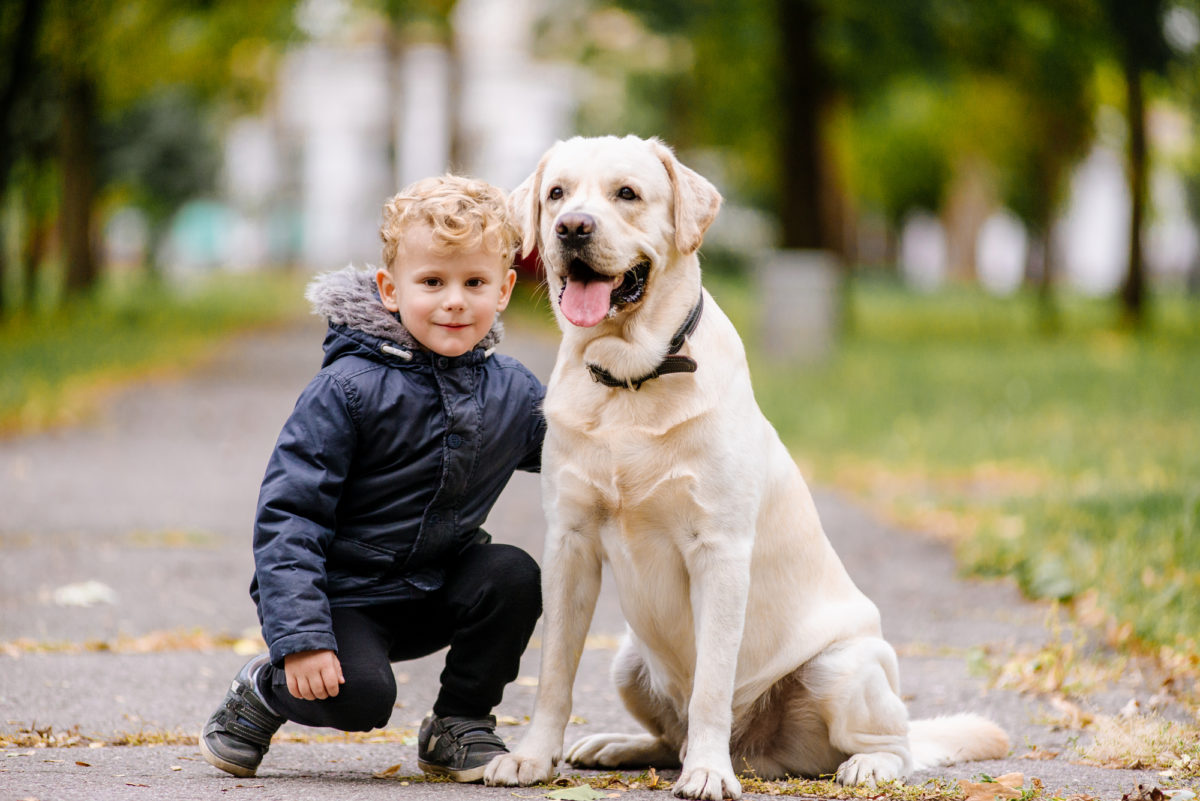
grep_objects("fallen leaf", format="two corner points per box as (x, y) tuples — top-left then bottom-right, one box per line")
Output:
(1019, 748), (1060, 760)
(1049, 695), (1093, 729)
(545, 786), (610, 801)
(75, 761), (90, 767)
(373, 763), (404, 779)
(1122, 787), (1166, 801)
(958, 772), (1024, 801)
(170, 765), (182, 771)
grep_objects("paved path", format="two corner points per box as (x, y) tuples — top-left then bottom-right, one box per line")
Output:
(1, 315), (1193, 801)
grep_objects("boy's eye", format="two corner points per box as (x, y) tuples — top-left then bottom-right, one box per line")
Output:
(422, 278), (442, 287)
(466, 278), (484, 287)
(548, 186), (563, 201)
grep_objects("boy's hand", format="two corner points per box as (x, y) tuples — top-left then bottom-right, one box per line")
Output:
(283, 649), (345, 701)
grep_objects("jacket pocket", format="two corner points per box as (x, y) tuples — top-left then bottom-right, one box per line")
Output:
(326, 538), (397, 578)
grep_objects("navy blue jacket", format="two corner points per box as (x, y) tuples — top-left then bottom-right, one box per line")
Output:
(250, 268), (546, 664)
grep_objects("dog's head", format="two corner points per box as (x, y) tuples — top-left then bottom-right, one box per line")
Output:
(511, 135), (722, 329)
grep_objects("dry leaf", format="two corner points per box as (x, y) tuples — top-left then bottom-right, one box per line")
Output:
(958, 772), (1024, 801)
(372, 763), (405, 779)
(1122, 787), (1166, 801)
(1049, 695), (1093, 729)
(1019, 748), (1060, 760)
(544, 786), (610, 801)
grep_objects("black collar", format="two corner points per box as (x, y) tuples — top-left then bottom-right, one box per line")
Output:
(587, 293), (704, 390)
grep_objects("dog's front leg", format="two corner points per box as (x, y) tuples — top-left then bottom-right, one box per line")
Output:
(674, 539), (751, 801)
(485, 504), (603, 787)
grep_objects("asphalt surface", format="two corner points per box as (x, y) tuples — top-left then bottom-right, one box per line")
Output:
(1, 313), (1195, 801)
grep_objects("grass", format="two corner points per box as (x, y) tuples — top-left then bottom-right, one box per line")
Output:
(0, 269), (310, 435)
(705, 273), (1200, 653)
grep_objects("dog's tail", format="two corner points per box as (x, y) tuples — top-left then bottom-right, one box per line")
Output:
(908, 714), (1010, 770)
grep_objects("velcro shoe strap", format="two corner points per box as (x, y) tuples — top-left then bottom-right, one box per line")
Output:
(455, 731), (505, 748)
(224, 714), (276, 748)
(238, 699), (282, 733)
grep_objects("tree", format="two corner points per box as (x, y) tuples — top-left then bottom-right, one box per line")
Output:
(99, 89), (222, 279)
(0, 0), (48, 315)
(1098, 0), (1173, 326)
(2, 0), (298, 305)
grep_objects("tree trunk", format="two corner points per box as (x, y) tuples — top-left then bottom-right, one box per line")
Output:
(0, 0), (47, 318)
(22, 213), (51, 309)
(1037, 227), (1059, 334)
(776, 0), (825, 251)
(60, 75), (99, 297)
(1120, 56), (1148, 326)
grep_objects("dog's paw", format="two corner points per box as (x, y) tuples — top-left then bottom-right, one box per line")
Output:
(567, 733), (678, 769)
(672, 761), (741, 800)
(834, 752), (905, 787)
(484, 751), (555, 787)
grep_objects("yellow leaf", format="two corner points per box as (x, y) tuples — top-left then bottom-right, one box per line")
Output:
(373, 763), (405, 779)
(958, 772), (1024, 801)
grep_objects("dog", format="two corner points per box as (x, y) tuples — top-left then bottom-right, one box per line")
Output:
(484, 135), (1008, 800)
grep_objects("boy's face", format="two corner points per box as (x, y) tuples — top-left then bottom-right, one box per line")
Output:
(376, 224), (517, 358)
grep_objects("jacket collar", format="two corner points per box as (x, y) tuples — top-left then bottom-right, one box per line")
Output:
(305, 266), (503, 365)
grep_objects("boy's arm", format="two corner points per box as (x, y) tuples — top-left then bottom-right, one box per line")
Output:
(253, 372), (358, 666)
(515, 371), (547, 474)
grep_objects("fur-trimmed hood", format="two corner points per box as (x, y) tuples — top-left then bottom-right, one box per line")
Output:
(304, 266), (503, 359)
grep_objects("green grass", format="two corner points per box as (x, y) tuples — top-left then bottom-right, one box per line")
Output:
(707, 273), (1200, 650)
(0, 270), (310, 434)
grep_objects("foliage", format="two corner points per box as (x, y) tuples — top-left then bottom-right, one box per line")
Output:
(707, 274), (1200, 649)
(98, 88), (222, 232)
(37, 0), (299, 114)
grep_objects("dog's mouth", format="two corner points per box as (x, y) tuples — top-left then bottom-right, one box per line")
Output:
(557, 258), (650, 328)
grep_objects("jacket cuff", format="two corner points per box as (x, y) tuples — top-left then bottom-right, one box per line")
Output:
(268, 631), (339, 666)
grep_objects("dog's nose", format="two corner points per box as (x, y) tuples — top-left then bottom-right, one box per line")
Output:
(556, 212), (595, 245)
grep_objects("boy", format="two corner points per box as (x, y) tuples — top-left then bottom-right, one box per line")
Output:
(201, 176), (545, 783)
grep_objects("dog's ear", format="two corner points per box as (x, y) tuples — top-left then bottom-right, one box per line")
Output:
(510, 152), (550, 260)
(652, 139), (722, 255)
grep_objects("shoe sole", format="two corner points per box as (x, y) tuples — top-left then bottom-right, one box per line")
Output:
(199, 730), (259, 778)
(418, 759), (487, 783)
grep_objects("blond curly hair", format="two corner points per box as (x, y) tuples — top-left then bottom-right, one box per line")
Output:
(380, 175), (520, 271)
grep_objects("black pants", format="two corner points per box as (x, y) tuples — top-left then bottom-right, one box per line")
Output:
(256, 543), (541, 732)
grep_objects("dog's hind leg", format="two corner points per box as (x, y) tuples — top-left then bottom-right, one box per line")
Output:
(803, 637), (913, 787)
(566, 634), (682, 769)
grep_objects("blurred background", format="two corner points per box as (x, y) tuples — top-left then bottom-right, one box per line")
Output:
(1, 1), (1198, 664)
(2, 0), (1199, 303)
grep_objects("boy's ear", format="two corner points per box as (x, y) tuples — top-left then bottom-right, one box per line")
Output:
(496, 267), (518, 313)
(510, 149), (552, 260)
(376, 267), (400, 313)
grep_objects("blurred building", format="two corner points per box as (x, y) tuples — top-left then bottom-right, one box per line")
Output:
(181, 0), (575, 273)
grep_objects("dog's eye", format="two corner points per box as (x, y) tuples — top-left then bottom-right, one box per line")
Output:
(617, 186), (638, 201)
(548, 187), (563, 201)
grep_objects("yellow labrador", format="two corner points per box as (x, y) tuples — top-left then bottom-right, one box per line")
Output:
(485, 135), (1007, 800)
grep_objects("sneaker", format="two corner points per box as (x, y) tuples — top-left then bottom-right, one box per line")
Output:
(417, 714), (509, 782)
(199, 654), (286, 777)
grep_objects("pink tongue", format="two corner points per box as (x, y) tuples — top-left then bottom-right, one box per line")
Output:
(560, 277), (614, 327)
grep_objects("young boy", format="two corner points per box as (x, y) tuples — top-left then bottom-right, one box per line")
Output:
(201, 176), (545, 783)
